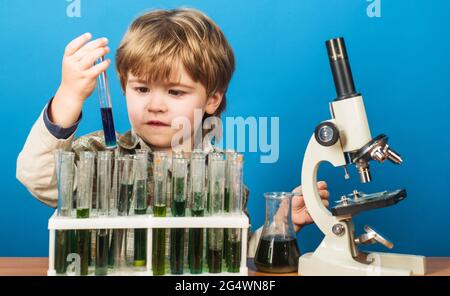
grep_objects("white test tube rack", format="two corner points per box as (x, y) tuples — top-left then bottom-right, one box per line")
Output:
(47, 211), (249, 276)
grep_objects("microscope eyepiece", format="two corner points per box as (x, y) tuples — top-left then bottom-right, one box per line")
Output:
(326, 37), (358, 100)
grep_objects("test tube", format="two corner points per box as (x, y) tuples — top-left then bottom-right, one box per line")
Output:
(207, 152), (225, 273)
(133, 150), (148, 267)
(226, 154), (244, 272)
(223, 150), (237, 264)
(152, 152), (169, 275)
(109, 155), (135, 270)
(188, 151), (206, 274)
(55, 151), (75, 217)
(54, 150), (75, 274)
(170, 152), (188, 275)
(95, 229), (109, 275)
(134, 150), (149, 215)
(76, 151), (95, 276)
(96, 151), (112, 216)
(117, 155), (135, 216)
(96, 56), (117, 149)
(95, 151), (112, 275)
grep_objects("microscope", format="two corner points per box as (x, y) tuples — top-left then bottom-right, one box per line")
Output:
(298, 37), (425, 275)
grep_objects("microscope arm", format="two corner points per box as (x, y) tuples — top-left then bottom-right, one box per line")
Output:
(301, 119), (347, 236)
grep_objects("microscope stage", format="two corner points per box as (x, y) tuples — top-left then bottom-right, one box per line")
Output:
(331, 189), (406, 217)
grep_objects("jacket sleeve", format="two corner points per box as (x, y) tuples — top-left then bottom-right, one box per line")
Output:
(16, 107), (76, 208)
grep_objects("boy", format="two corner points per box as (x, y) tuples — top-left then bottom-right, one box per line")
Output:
(16, 8), (329, 257)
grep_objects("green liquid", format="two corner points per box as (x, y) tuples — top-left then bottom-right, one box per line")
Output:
(134, 179), (148, 214)
(134, 229), (147, 267)
(95, 230), (109, 275)
(172, 176), (186, 217)
(76, 208), (89, 218)
(224, 188), (230, 212)
(153, 205), (166, 217)
(108, 229), (125, 268)
(55, 230), (69, 274)
(134, 208), (147, 215)
(227, 240), (242, 273)
(223, 189), (230, 262)
(76, 230), (90, 275)
(189, 228), (203, 274)
(170, 228), (185, 274)
(118, 183), (133, 216)
(152, 228), (166, 275)
(68, 230), (77, 254)
(191, 208), (204, 217)
(207, 248), (223, 273)
(172, 199), (186, 217)
(170, 177), (186, 274)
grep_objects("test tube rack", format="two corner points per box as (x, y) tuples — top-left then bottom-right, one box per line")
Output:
(47, 211), (249, 276)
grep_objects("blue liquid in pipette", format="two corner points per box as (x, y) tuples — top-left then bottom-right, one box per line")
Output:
(100, 107), (117, 148)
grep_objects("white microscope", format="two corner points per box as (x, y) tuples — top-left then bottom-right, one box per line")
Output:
(298, 37), (425, 276)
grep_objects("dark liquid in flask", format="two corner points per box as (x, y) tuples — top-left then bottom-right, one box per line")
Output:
(254, 235), (300, 273)
(100, 107), (117, 148)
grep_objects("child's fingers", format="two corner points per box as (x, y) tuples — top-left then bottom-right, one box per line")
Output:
(80, 46), (110, 70)
(72, 37), (109, 61)
(317, 181), (327, 190)
(85, 58), (110, 78)
(319, 189), (329, 200)
(64, 32), (92, 57)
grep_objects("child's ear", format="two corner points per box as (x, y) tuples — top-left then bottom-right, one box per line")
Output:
(205, 91), (224, 115)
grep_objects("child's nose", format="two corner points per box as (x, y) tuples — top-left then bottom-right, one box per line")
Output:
(146, 92), (168, 113)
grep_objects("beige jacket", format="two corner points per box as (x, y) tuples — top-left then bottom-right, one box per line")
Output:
(16, 109), (262, 257)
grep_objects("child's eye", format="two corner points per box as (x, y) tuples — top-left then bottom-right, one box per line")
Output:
(168, 89), (186, 97)
(135, 87), (149, 94)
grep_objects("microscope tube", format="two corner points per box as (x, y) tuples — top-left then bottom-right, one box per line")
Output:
(188, 151), (206, 274)
(54, 150), (75, 274)
(227, 154), (244, 272)
(76, 151), (95, 275)
(133, 150), (148, 267)
(152, 152), (169, 275)
(170, 152), (188, 274)
(96, 56), (117, 149)
(207, 152), (225, 273)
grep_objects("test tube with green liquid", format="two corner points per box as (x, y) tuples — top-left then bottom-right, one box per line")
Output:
(133, 150), (149, 267)
(76, 151), (95, 275)
(226, 154), (244, 272)
(188, 151), (206, 274)
(223, 150), (237, 264)
(109, 155), (135, 270)
(207, 152), (225, 273)
(170, 152), (188, 275)
(152, 152), (169, 275)
(54, 150), (75, 274)
(95, 151), (113, 275)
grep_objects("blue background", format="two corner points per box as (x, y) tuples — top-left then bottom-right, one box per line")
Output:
(1, 0), (449, 257)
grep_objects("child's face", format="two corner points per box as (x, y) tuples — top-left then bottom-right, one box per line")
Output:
(125, 64), (222, 152)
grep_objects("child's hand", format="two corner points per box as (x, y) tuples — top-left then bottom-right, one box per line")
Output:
(50, 32), (111, 127)
(291, 181), (329, 232)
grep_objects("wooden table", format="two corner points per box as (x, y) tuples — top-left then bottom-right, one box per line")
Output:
(0, 258), (449, 276)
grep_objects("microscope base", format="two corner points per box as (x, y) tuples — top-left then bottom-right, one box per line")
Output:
(298, 251), (426, 276)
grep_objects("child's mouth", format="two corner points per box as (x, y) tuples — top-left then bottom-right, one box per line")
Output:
(146, 120), (170, 127)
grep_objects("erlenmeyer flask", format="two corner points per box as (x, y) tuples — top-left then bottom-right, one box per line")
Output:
(254, 192), (301, 273)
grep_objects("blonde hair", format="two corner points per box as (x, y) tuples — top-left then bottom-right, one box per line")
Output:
(116, 8), (235, 116)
